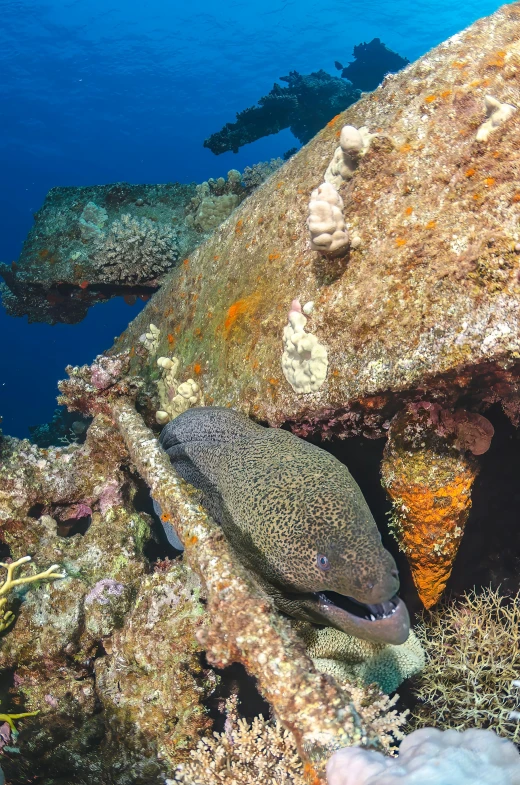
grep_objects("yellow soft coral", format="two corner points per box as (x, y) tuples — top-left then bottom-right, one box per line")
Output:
(0, 555), (65, 632)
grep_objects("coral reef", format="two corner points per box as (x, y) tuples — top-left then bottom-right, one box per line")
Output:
(413, 587), (520, 743)
(204, 39), (409, 156)
(0, 162), (287, 324)
(381, 406), (482, 608)
(29, 406), (91, 448)
(0, 413), (216, 782)
(0, 555), (65, 632)
(0, 182), (199, 324)
(327, 727), (520, 785)
(173, 696), (304, 785)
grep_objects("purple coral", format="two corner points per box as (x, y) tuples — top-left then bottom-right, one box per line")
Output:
(85, 579), (124, 606)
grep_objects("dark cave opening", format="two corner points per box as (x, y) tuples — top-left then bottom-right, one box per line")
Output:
(200, 655), (272, 732)
(302, 403), (520, 618)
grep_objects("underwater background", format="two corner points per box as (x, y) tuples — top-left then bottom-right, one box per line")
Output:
(0, 0), (509, 436)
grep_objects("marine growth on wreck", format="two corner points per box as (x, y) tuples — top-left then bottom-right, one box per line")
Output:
(2, 2), (520, 784)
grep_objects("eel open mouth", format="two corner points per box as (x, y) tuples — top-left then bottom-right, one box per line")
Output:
(319, 591), (400, 621)
(315, 590), (410, 645)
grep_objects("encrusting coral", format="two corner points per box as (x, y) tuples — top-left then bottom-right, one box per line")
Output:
(476, 94), (517, 142)
(0, 555), (65, 632)
(296, 622), (424, 695)
(324, 125), (375, 188)
(155, 355), (203, 424)
(412, 587), (520, 744)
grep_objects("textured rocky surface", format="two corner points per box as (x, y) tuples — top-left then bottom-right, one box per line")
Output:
(0, 418), (214, 783)
(113, 3), (520, 441)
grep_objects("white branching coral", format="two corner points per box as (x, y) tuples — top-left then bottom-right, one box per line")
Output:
(413, 587), (520, 743)
(476, 95), (517, 142)
(155, 356), (203, 424)
(172, 697), (304, 785)
(0, 556), (65, 633)
(139, 323), (161, 354)
(281, 300), (328, 394)
(325, 125), (375, 188)
(307, 182), (349, 256)
(96, 214), (179, 282)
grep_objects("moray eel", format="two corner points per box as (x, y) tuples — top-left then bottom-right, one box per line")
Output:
(159, 407), (410, 644)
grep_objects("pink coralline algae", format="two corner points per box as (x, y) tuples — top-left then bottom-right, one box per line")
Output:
(0, 723), (11, 752)
(98, 479), (123, 516)
(61, 503), (92, 520)
(85, 579), (124, 606)
(91, 355), (129, 390)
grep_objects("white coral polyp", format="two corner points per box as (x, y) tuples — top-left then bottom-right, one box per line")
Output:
(327, 728), (520, 785)
(307, 182), (349, 257)
(282, 310), (328, 394)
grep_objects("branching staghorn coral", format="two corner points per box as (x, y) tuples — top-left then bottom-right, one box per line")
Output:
(0, 556), (65, 632)
(413, 587), (520, 743)
(173, 696), (305, 785)
(95, 214), (180, 283)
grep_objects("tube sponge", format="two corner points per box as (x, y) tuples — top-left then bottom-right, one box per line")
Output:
(327, 728), (520, 785)
(307, 182), (349, 256)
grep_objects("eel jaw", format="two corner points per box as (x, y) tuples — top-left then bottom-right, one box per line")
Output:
(316, 591), (410, 645)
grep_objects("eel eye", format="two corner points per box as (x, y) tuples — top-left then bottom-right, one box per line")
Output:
(317, 554), (330, 571)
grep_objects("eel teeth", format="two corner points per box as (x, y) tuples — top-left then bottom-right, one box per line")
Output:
(317, 592), (400, 621)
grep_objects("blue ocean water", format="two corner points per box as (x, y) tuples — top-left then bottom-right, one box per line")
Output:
(0, 0), (509, 437)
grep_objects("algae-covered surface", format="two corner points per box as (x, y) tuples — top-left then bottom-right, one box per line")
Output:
(115, 3), (520, 434)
